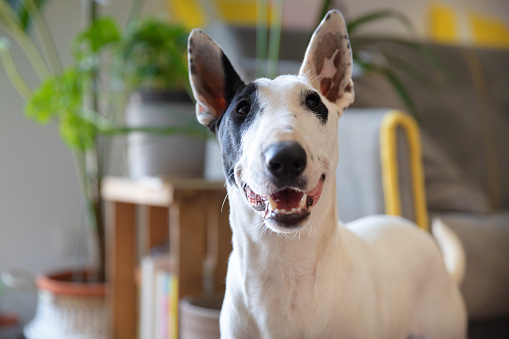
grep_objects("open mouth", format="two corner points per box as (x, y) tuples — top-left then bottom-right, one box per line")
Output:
(243, 175), (325, 227)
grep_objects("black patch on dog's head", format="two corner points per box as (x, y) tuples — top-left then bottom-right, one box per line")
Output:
(216, 83), (261, 185)
(221, 52), (245, 110)
(302, 90), (328, 124)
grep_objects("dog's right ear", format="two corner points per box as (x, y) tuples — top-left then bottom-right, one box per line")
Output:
(188, 29), (245, 131)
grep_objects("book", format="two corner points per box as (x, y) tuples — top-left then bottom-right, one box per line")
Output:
(139, 254), (169, 339)
(139, 253), (179, 339)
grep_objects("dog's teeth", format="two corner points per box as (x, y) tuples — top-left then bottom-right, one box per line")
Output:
(268, 196), (277, 211)
(275, 209), (281, 214)
(299, 194), (307, 209)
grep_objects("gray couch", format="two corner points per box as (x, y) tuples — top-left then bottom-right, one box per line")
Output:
(336, 43), (509, 335)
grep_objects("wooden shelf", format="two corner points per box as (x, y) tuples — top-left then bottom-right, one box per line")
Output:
(102, 176), (231, 339)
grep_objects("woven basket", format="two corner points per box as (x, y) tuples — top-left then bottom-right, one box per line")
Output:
(24, 270), (109, 339)
(179, 294), (223, 339)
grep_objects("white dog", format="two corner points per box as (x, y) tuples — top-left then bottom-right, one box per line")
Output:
(188, 10), (467, 339)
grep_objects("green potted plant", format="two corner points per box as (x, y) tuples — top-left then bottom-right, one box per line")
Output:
(0, 3), (119, 336)
(0, 2), (208, 338)
(115, 18), (208, 179)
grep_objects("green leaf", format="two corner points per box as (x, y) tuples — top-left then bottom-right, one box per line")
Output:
(73, 17), (121, 58)
(355, 57), (420, 122)
(350, 35), (443, 72)
(25, 68), (83, 123)
(59, 111), (97, 152)
(25, 67), (99, 151)
(359, 48), (434, 87)
(347, 9), (417, 36)
(114, 18), (189, 91)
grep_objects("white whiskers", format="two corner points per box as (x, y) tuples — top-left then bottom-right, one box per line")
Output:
(221, 192), (229, 213)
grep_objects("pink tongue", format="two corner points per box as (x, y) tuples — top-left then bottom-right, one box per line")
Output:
(270, 189), (304, 210)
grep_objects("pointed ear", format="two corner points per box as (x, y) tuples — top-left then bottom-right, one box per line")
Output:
(188, 29), (245, 131)
(299, 10), (354, 108)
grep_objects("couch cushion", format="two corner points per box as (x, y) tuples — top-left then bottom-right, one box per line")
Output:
(421, 132), (491, 214)
(435, 212), (509, 319)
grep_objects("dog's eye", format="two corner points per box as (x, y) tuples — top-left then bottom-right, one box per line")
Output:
(306, 93), (321, 109)
(236, 101), (251, 115)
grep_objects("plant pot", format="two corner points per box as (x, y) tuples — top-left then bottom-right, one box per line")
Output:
(179, 294), (223, 339)
(24, 270), (109, 339)
(126, 90), (206, 179)
(0, 313), (21, 339)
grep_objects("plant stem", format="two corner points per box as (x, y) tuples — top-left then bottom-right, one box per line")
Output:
(0, 1), (51, 80)
(78, 0), (106, 282)
(317, 0), (333, 26)
(90, 0), (106, 283)
(126, 0), (145, 28)
(0, 44), (32, 99)
(71, 149), (103, 282)
(266, 0), (284, 79)
(256, 0), (268, 78)
(24, 0), (62, 74)
(102, 125), (211, 139)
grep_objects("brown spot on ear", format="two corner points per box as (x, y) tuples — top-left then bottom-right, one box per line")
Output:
(190, 62), (197, 75)
(333, 51), (342, 67)
(214, 97), (227, 113)
(313, 32), (344, 75)
(344, 82), (353, 94)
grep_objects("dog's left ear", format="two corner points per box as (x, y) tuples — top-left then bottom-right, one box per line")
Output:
(188, 29), (245, 132)
(299, 10), (354, 109)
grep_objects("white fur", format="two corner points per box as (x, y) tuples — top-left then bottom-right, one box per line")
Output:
(220, 74), (467, 339)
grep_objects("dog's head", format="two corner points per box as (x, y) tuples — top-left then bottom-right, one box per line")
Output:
(188, 10), (354, 233)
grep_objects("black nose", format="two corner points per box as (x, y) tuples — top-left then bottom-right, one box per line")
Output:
(264, 141), (307, 181)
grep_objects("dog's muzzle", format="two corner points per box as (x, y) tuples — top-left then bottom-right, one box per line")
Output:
(242, 141), (324, 228)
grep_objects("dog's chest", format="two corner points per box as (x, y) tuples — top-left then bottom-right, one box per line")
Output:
(237, 242), (334, 336)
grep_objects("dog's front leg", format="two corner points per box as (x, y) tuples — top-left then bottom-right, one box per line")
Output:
(220, 288), (260, 339)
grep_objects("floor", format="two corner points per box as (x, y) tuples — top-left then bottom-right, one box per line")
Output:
(469, 317), (509, 339)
